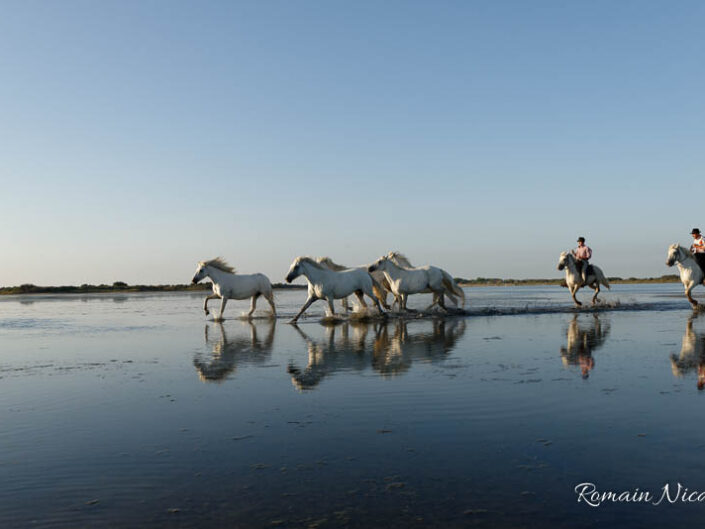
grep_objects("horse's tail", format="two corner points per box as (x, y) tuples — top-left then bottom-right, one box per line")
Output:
(261, 275), (277, 314)
(442, 270), (465, 308)
(595, 267), (610, 290)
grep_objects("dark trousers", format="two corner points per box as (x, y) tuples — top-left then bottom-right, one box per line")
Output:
(695, 253), (705, 273)
(577, 260), (589, 274)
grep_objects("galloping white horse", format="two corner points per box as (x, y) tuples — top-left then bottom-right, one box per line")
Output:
(315, 257), (392, 311)
(556, 252), (610, 306)
(368, 253), (465, 312)
(285, 256), (384, 323)
(191, 258), (276, 320)
(386, 252), (463, 309)
(666, 244), (705, 308)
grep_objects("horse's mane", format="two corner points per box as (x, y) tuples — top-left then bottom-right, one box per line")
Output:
(671, 244), (694, 259)
(315, 256), (348, 271)
(387, 251), (413, 268)
(201, 257), (236, 274)
(296, 256), (328, 270)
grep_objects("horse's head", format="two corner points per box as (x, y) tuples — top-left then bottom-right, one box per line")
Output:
(192, 261), (208, 284)
(285, 258), (302, 283)
(666, 244), (682, 267)
(387, 251), (412, 268)
(368, 256), (388, 273)
(557, 251), (571, 271)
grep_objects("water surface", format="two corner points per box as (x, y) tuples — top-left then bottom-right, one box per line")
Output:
(1, 284), (705, 528)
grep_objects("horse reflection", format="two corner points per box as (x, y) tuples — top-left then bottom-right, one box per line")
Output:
(194, 320), (275, 383)
(288, 323), (370, 390)
(560, 314), (610, 379)
(288, 319), (467, 390)
(372, 319), (466, 376)
(670, 313), (705, 390)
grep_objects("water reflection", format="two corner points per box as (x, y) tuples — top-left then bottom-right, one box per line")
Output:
(288, 319), (467, 390)
(670, 313), (705, 390)
(560, 314), (610, 379)
(194, 321), (275, 382)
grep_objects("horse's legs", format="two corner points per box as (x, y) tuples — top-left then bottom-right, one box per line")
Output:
(355, 290), (369, 309)
(570, 286), (582, 307)
(401, 294), (409, 311)
(203, 294), (219, 316)
(247, 293), (260, 318)
(428, 291), (447, 312)
(291, 295), (317, 323)
(373, 284), (390, 310)
(425, 293), (440, 311)
(342, 297), (351, 312)
(362, 286), (384, 313)
(592, 284), (600, 305)
(437, 291), (447, 311)
(216, 297), (228, 321)
(686, 284), (698, 308)
(265, 291), (277, 316)
(326, 297), (336, 316)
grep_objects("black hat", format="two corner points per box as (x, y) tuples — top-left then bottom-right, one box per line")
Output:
(577, 237), (585, 243)
(692, 228), (701, 235)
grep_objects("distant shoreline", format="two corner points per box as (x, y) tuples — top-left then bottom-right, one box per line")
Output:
(0, 276), (680, 296)
(0, 282), (307, 296)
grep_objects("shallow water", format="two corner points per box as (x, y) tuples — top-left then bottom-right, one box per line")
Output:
(2, 284), (705, 528)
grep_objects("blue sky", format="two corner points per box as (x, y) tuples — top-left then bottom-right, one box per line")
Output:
(1, 1), (703, 285)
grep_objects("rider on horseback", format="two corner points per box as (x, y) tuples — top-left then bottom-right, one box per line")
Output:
(572, 237), (592, 285)
(690, 228), (705, 273)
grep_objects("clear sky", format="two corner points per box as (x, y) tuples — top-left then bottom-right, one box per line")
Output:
(1, 0), (703, 285)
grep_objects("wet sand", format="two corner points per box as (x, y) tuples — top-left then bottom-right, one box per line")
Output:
(1, 285), (705, 528)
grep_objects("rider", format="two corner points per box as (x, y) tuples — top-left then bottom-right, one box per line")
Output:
(572, 237), (592, 285)
(690, 228), (705, 272)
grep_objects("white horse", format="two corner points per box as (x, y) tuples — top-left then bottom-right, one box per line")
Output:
(285, 256), (384, 323)
(556, 252), (610, 306)
(666, 244), (705, 308)
(385, 252), (463, 309)
(368, 252), (465, 312)
(191, 257), (276, 320)
(315, 257), (392, 311)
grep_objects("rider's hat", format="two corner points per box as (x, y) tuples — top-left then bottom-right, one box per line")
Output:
(692, 228), (701, 235)
(577, 236), (585, 243)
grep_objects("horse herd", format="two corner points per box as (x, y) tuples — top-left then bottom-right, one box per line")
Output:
(190, 244), (705, 322)
(190, 252), (465, 322)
